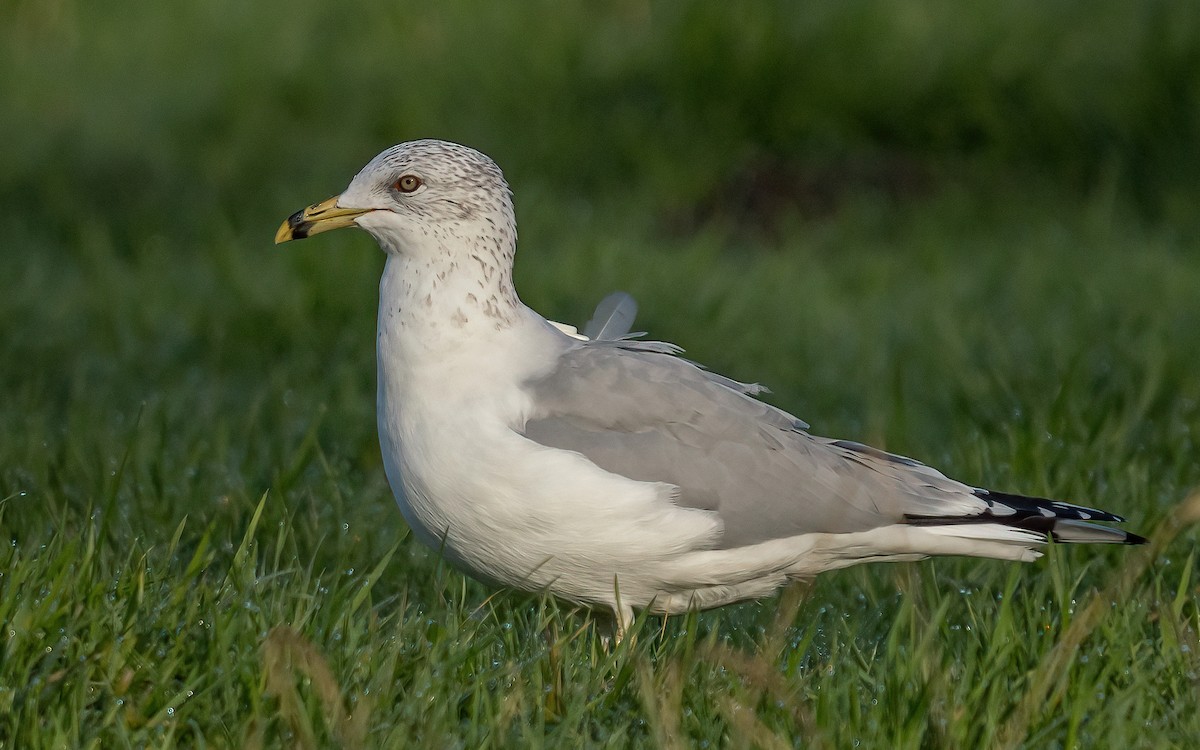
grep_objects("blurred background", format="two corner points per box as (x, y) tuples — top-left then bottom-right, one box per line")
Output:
(2, 0), (1198, 577)
(4, 1), (1200, 743)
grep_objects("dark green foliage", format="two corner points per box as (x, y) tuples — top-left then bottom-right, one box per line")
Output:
(2, 1), (1199, 746)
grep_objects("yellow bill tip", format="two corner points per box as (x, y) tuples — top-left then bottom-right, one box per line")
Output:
(274, 211), (305, 244)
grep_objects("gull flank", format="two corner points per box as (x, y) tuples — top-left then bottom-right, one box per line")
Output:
(275, 139), (1144, 634)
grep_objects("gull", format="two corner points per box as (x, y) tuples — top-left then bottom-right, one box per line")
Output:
(275, 139), (1144, 635)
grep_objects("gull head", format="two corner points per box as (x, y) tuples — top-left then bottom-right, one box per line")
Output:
(275, 139), (516, 258)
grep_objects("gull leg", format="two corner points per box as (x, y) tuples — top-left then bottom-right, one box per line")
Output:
(597, 575), (637, 650)
(611, 574), (635, 646)
(596, 604), (636, 651)
(613, 603), (634, 644)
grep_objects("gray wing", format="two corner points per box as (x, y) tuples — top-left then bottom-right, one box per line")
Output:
(520, 340), (995, 549)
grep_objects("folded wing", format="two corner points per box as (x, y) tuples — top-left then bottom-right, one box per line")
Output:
(521, 340), (1143, 549)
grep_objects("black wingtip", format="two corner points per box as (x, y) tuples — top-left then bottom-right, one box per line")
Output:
(1122, 531), (1149, 546)
(974, 489), (1127, 524)
(907, 489), (1146, 545)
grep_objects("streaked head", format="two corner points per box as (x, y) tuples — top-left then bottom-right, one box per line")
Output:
(275, 139), (515, 254)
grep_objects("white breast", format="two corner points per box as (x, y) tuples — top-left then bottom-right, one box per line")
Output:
(373, 258), (720, 602)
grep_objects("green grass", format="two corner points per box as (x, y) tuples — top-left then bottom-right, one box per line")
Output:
(3, 1), (1200, 747)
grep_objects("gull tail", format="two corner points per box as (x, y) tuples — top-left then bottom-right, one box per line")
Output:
(905, 489), (1147, 546)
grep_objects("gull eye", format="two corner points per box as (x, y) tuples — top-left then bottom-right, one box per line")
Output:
(393, 175), (423, 193)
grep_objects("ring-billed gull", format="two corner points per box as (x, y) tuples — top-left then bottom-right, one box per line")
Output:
(275, 139), (1144, 634)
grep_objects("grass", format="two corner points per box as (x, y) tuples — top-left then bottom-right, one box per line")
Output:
(2, 0), (1200, 746)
